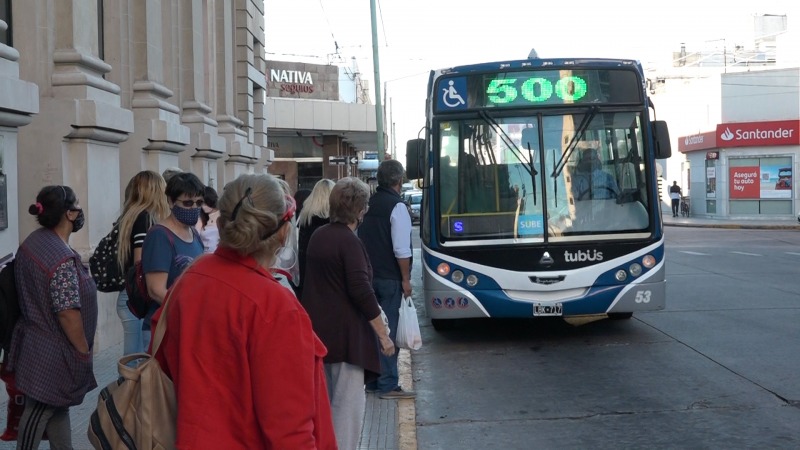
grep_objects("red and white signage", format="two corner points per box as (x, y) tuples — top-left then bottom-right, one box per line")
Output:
(716, 120), (799, 148)
(677, 131), (717, 153)
(729, 166), (760, 198)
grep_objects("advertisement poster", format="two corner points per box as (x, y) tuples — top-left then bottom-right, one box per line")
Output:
(706, 166), (716, 198)
(759, 161), (792, 199)
(729, 166), (760, 199)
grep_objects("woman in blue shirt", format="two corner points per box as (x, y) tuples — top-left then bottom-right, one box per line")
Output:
(141, 172), (205, 350)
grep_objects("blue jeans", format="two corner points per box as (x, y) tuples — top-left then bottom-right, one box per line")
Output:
(367, 278), (402, 393)
(116, 290), (144, 355)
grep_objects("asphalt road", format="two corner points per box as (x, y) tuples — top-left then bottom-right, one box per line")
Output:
(409, 226), (800, 449)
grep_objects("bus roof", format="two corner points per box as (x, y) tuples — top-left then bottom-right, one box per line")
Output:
(434, 57), (643, 76)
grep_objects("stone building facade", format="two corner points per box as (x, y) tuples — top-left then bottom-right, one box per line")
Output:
(0, 0), (271, 350)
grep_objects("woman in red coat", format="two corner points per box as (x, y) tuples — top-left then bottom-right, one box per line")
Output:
(154, 174), (337, 449)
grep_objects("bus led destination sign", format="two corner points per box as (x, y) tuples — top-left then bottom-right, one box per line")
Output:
(436, 68), (641, 112)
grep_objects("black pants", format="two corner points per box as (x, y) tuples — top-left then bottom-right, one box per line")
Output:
(671, 198), (680, 216)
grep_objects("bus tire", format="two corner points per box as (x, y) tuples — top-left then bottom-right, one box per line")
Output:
(431, 319), (456, 331)
(608, 312), (633, 320)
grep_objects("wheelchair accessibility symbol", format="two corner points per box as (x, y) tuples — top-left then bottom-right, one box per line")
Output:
(441, 79), (466, 109)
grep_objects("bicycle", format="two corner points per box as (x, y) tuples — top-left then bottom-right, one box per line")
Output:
(680, 196), (690, 217)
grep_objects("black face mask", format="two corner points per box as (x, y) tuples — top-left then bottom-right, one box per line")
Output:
(71, 210), (85, 233)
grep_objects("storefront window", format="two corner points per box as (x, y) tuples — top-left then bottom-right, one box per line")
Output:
(729, 156), (792, 215)
(705, 159), (716, 198)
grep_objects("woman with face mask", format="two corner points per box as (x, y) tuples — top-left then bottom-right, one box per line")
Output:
(141, 171), (206, 350)
(7, 185), (98, 449)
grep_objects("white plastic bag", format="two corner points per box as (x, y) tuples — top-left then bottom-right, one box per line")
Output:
(396, 296), (422, 350)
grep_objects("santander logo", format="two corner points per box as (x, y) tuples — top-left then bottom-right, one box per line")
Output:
(716, 120), (799, 148)
(720, 128), (735, 141)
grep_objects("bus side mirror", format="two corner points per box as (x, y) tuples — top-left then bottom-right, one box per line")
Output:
(653, 120), (672, 159)
(406, 139), (424, 180)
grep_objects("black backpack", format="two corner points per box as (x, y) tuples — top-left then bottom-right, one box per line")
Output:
(90, 222), (126, 293)
(0, 257), (20, 360)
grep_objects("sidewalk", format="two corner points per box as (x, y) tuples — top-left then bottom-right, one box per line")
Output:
(0, 343), (415, 450)
(662, 211), (800, 230)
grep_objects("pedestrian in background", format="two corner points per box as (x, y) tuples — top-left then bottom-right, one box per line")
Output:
(8, 185), (98, 449)
(297, 178), (335, 297)
(358, 160), (416, 399)
(301, 177), (394, 450)
(141, 172), (205, 350)
(116, 170), (170, 354)
(197, 185), (220, 253)
(161, 167), (182, 184)
(294, 188), (312, 220)
(271, 179), (300, 294)
(153, 173), (336, 448)
(670, 181), (682, 217)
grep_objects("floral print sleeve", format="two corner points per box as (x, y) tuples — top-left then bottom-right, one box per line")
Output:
(49, 259), (81, 313)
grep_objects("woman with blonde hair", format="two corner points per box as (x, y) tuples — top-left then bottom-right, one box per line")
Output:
(116, 170), (170, 354)
(153, 173), (337, 448)
(297, 178), (335, 297)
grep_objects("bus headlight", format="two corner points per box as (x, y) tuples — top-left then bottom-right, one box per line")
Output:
(615, 270), (628, 282)
(437, 263), (451, 276)
(466, 274), (478, 287)
(642, 255), (656, 269)
(629, 263), (643, 277)
(451, 270), (464, 283)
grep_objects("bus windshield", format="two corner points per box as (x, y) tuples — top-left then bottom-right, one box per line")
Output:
(436, 110), (651, 243)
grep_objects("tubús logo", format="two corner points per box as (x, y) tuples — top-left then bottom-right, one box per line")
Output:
(720, 128), (735, 141)
(564, 249), (603, 262)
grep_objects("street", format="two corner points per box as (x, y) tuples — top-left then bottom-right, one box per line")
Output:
(409, 226), (800, 449)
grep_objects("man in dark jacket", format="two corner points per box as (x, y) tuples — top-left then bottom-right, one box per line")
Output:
(358, 160), (416, 399)
(669, 181), (682, 217)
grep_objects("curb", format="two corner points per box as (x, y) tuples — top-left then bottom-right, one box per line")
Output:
(397, 349), (417, 450)
(664, 221), (800, 230)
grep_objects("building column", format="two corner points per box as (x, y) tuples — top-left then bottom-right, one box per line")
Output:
(16, 0), (135, 350)
(0, 19), (39, 257)
(179, 0), (226, 189)
(119, 0), (190, 183)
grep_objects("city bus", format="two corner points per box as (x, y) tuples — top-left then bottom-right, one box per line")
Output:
(405, 56), (672, 330)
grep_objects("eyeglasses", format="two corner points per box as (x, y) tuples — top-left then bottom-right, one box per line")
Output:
(177, 199), (204, 208)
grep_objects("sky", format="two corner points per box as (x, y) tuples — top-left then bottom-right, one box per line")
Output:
(264, 0), (798, 158)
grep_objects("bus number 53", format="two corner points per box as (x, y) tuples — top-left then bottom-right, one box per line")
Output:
(634, 290), (652, 303)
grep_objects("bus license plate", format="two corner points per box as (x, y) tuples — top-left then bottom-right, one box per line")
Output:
(534, 302), (563, 316)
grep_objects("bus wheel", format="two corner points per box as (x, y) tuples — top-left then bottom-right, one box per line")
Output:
(608, 312), (633, 320)
(431, 319), (457, 331)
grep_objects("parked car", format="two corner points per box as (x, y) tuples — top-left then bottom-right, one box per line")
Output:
(407, 192), (422, 224)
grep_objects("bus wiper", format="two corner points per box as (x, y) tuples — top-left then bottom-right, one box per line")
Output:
(525, 141), (537, 205)
(551, 149), (558, 207)
(551, 106), (598, 177)
(477, 111), (536, 178)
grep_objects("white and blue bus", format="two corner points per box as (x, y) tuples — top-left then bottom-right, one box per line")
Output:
(405, 56), (672, 330)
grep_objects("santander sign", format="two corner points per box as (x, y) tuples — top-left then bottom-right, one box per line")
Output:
(716, 120), (799, 148)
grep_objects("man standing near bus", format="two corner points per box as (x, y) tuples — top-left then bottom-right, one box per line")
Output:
(359, 160), (416, 400)
(669, 181), (682, 217)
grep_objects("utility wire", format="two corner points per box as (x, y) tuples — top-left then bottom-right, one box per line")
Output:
(317, 0), (340, 56)
(377, 0), (388, 46)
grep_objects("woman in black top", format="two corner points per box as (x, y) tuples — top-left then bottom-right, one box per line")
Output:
(115, 171), (170, 354)
(297, 178), (335, 297)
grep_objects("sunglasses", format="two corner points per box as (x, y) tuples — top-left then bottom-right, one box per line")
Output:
(176, 199), (205, 208)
